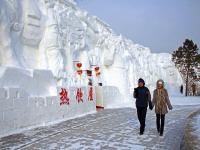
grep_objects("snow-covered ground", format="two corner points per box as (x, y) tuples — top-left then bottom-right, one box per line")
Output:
(0, 96), (200, 150)
(196, 115), (200, 140)
(0, 104), (200, 150)
(170, 96), (200, 106)
(181, 109), (200, 150)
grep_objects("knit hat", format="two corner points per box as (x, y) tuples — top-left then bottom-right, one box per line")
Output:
(138, 78), (145, 85)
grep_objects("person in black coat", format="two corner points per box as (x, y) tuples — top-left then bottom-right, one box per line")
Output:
(134, 78), (153, 135)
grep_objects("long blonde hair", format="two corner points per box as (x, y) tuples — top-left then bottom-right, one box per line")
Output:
(156, 79), (164, 89)
(156, 79), (166, 112)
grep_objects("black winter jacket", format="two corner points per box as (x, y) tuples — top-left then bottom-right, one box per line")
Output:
(134, 86), (152, 108)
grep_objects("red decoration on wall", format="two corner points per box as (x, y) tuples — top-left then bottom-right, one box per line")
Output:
(76, 62), (83, 76)
(88, 86), (93, 101)
(77, 70), (83, 75)
(59, 88), (70, 105)
(76, 88), (83, 103)
(96, 72), (101, 76)
(95, 67), (100, 72)
(94, 66), (101, 77)
(76, 63), (82, 68)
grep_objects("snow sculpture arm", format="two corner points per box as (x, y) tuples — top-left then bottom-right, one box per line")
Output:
(0, 1), (19, 66)
(103, 46), (115, 66)
(42, 3), (64, 77)
(103, 37), (116, 66)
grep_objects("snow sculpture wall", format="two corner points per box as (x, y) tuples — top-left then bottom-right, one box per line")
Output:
(0, 67), (57, 96)
(0, 0), (183, 104)
(0, 86), (96, 137)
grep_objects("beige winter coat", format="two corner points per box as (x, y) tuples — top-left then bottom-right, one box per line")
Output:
(152, 80), (172, 115)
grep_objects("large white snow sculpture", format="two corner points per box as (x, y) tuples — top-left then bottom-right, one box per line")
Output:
(0, 0), (183, 100)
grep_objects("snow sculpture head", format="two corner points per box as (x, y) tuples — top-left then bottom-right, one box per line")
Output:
(0, 0), (44, 68)
(0, 0), (20, 66)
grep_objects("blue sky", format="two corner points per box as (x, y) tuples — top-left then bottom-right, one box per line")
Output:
(76, 0), (200, 53)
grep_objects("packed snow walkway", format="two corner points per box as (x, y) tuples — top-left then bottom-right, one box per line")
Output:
(0, 105), (200, 150)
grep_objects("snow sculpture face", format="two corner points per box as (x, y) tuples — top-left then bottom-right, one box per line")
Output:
(0, 0), (44, 67)
(21, 0), (43, 46)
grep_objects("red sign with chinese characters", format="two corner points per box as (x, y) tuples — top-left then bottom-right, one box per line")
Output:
(88, 86), (93, 101)
(76, 88), (83, 103)
(59, 88), (70, 105)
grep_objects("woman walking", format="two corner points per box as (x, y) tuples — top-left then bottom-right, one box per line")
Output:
(152, 79), (173, 136)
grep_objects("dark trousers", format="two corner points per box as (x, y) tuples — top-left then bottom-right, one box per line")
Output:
(137, 107), (147, 133)
(192, 91), (196, 96)
(156, 114), (165, 134)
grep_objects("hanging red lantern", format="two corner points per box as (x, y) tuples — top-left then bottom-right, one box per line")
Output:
(76, 62), (83, 76)
(95, 66), (100, 72)
(77, 70), (83, 75)
(94, 66), (101, 77)
(96, 72), (101, 76)
(76, 63), (82, 68)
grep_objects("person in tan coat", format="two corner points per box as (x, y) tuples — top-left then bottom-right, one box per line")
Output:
(152, 79), (173, 136)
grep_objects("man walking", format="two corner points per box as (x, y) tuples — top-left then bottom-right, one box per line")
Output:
(134, 78), (152, 135)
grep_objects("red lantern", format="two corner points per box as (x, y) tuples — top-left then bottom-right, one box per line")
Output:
(77, 70), (83, 75)
(94, 66), (101, 77)
(95, 67), (100, 72)
(96, 72), (101, 76)
(76, 63), (82, 68)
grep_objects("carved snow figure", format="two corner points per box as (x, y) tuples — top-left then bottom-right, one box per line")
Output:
(0, 0), (21, 66)
(40, 1), (64, 78)
(0, 0), (45, 68)
(0, 0), (183, 101)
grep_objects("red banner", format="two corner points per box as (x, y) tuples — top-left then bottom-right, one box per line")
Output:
(59, 88), (70, 105)
(88, 86), (93, 101)
(76, 88), (83, 103)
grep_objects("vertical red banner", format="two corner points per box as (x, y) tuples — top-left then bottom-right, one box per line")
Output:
(59, 88), (70, 105)
(76, 88), (83, 103)
(88, 86), (93, 101)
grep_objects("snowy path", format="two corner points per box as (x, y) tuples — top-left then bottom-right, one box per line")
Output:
(0, 105), (200, 150)
(181, 110), (200, 150)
